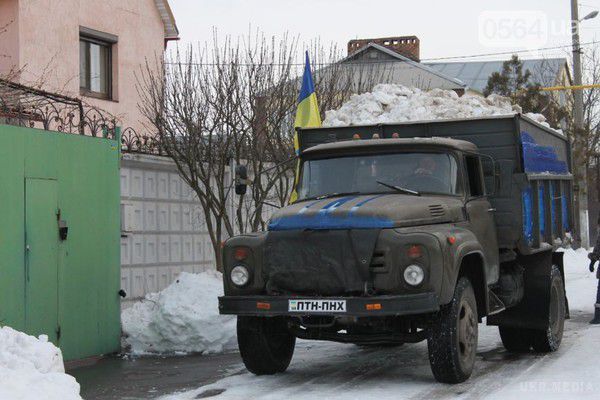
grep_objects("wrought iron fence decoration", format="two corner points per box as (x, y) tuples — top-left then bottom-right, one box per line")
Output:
(0, 78), (118, 139)
(120, 127), (165, 155)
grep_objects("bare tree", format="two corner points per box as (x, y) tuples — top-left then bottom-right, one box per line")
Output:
(580, 45), (600, 157)
(137, 32), (298, 269)
(138, 31), (387, 269)
(533, 46), (600, 237)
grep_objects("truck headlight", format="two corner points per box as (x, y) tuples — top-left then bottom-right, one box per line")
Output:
(404, 265), (424, 286)
(230, 265), (250, 287)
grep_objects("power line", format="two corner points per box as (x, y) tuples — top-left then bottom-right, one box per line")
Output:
(421, 40), (600, 61)
(164, 40), (600, 67)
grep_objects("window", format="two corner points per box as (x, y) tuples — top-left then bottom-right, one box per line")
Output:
(297, 152), (460, 200)
(465, 155), (484, 196)
(79, 27), (117, 99)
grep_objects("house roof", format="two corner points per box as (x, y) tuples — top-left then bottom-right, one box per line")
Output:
(342, 43), (467, 89)
(154, 0), (179, 40)
(424, 58), (569, 93)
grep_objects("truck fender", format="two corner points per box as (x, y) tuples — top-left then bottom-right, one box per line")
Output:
(440, 232), (489, 317)
(453, 248), (489, 319)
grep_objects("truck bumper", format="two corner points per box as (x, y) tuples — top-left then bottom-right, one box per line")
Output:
(218, 293), (439, 317)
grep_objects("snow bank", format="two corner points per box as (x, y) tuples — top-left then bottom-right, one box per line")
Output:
(0, 326), (81, 400)
(559, 247), (597, 313)
(122, 270), (237, 355)
(323, 84), (557, 131)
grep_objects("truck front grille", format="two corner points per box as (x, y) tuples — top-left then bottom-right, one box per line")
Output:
(370, 249), (387, 272)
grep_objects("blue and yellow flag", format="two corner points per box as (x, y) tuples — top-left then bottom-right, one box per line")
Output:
(290, 51), (321, 203)
(294, 51), (322, 132)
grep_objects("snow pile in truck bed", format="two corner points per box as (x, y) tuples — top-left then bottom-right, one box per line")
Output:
(122, 270), (237, 355)
(323, 84), (558, 131)
(0, 326), (82, 400)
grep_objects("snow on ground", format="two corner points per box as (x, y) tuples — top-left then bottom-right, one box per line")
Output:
(0, 326), (82, 400)
(122, 270), (237, 355)
(322, 84), (558, 132)
(160, 248), (600, 400)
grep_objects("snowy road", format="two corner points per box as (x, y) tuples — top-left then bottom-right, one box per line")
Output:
(161, 249), (600, 400)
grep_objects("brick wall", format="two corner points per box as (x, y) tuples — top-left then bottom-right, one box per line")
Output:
(348, 36), (420, 61)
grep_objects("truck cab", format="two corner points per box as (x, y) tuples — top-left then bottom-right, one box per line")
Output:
(219, 116), (569, 383)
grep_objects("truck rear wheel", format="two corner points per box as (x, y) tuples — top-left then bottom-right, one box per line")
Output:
(498, 326), (533, 352)
(531, 266), (565, 353)
(427, 277), (478, 384)
(237, 316), (296, 375)
(498, 265), (565, 353)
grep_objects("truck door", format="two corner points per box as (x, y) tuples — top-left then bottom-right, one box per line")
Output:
(464, 155), (499, 284)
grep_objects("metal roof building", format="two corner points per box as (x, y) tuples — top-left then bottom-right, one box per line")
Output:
(424, 58), (570, 94)
(336, 43), (467, 92)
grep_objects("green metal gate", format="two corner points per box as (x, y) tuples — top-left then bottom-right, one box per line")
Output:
(0, 124), (121, 361)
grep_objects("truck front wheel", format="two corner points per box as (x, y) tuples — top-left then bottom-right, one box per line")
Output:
(427, 277), (478, 383)
(237, 316), (296, 375)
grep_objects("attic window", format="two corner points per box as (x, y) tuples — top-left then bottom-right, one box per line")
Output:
(384, 41), (390, 45)
(393, 40), (398, 45)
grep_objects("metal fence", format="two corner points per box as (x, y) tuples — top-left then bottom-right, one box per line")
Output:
(0, 78), (117, 139)
(120, 127), (166, 155)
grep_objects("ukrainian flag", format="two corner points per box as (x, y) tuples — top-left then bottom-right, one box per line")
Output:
(294, 51), (322, 131)
(290, 51), (321, 203)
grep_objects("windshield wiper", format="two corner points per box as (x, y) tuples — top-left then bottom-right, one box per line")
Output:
(300, 191), (361, 202)
(376, 181), (421, 196)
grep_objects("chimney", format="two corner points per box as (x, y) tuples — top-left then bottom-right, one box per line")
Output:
(347, 36), (420, 62)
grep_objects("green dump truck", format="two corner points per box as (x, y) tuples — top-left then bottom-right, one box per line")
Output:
(219, 114), (572, 383)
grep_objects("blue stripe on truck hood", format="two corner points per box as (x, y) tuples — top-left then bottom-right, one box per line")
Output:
(268, 195), (393, 231)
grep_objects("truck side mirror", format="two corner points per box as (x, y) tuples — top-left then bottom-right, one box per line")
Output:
(235, 165), (248, 195)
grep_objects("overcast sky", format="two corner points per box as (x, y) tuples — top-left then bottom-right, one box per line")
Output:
(169, 0), (600, 63)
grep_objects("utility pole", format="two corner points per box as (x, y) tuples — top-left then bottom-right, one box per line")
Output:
(571, 0), (590, 248)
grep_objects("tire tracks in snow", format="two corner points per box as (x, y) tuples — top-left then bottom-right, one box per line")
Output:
(409, 318), (587, 400)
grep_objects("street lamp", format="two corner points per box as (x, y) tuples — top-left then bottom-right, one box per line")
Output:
(581, 10), (599, 21)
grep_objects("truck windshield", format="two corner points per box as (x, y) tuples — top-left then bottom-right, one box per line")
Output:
(297, 152), (460, 200)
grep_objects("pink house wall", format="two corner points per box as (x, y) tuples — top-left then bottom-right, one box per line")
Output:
(0, 0), (19, 76)
(1, 0), (168, 133)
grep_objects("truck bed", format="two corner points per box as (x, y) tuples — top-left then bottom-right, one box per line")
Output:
(297, 114), (573, 255)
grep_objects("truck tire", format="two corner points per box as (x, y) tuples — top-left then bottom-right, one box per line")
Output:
(531, 265), (566, 353)
(427, 277), (478, 384)
(237, 316), (296, 375)
(498, 326), (533, 352)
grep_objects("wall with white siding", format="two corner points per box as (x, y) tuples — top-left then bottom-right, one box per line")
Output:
(119, 153), (216, 307)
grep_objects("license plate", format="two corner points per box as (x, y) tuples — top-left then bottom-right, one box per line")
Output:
(288, 299), (346, 313)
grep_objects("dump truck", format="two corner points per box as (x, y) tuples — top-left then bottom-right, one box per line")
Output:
(219, 114), (572, 383)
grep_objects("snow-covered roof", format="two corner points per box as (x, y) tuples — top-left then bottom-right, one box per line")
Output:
(424, 58), (569, 94)
(341, 43), (467, 90)
(154, 0), (179, 40)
